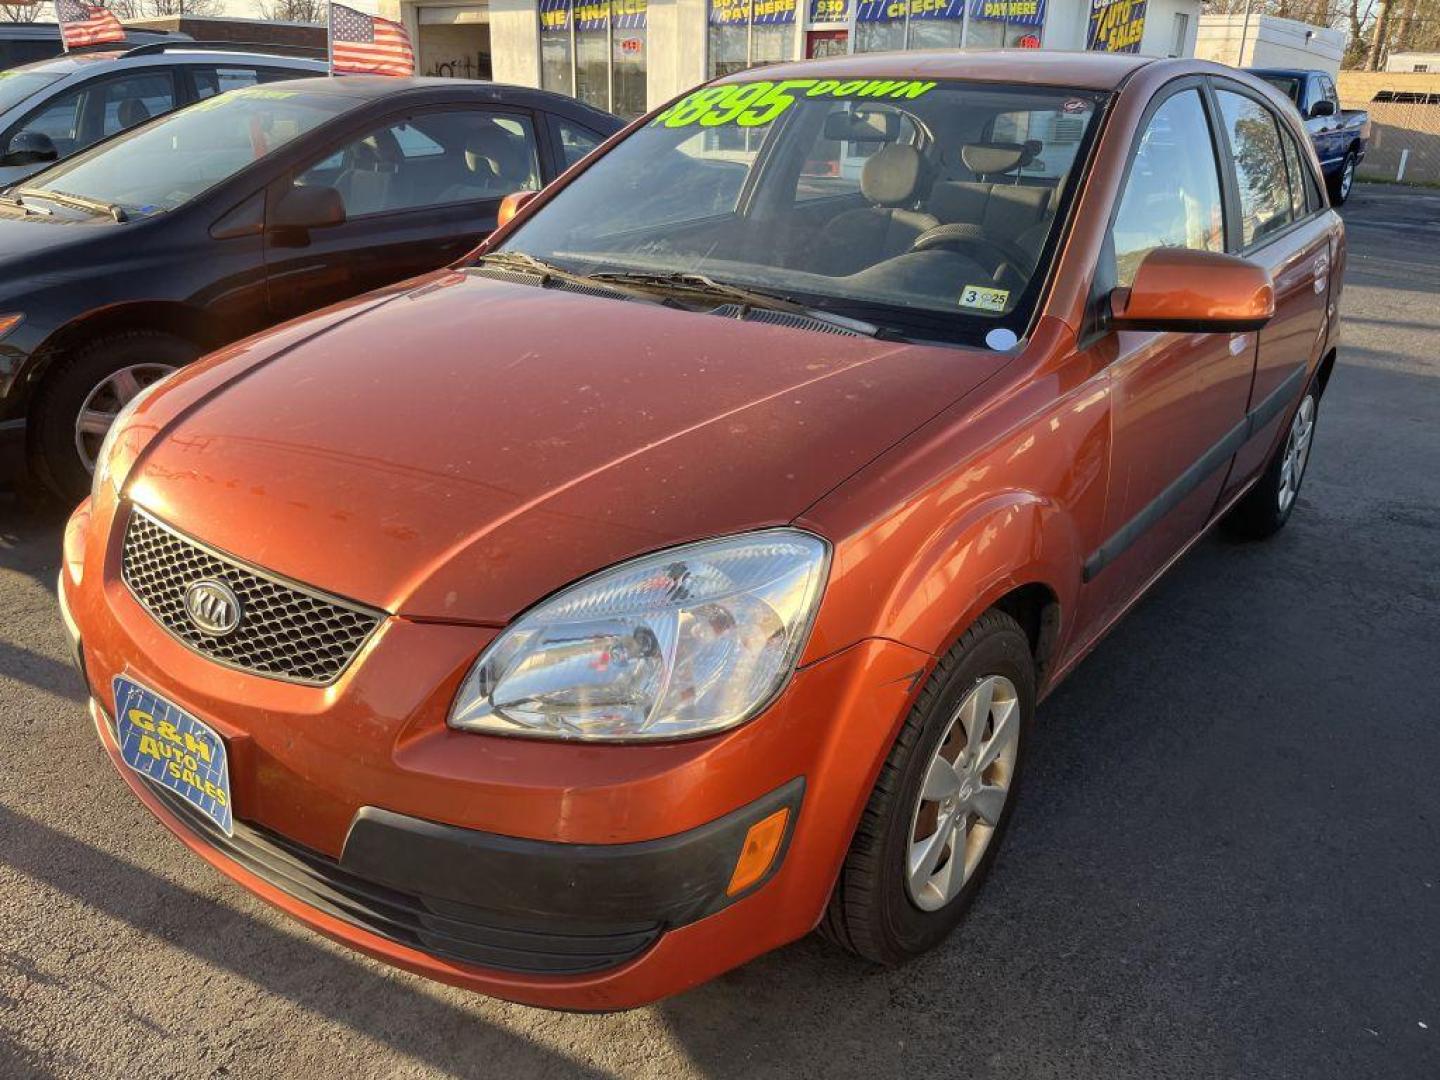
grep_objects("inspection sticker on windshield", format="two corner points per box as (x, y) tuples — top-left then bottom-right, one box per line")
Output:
(114, 676), (233, 836)
(960, 285), (1010, 313)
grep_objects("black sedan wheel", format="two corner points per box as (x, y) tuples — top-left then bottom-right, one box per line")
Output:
(31, 332), (197, 503)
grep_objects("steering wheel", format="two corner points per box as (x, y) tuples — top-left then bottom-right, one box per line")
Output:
(908, 223), (1036, 281)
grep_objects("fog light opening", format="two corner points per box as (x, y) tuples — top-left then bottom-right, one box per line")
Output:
(726, 807), (789, 897)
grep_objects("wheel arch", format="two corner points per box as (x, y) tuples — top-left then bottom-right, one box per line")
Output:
(826, 490), (1079, 689)
(27, 301), (223, 397)
(1316, 346), (1338, 398)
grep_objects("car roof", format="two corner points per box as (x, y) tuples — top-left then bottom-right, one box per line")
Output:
(9, 49), (326, 77)
(717, 49), (1155, 92)
(260, 75), (623, 125)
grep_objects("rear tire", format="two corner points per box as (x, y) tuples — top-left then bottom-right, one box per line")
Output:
(819, 610), (1035, 965)
(29, 332), (196, 503)
(1223, 384), (1320, 541)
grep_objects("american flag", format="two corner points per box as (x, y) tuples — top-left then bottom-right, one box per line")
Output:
(329, 3), (415, 78)
(57, 0), (126, 50)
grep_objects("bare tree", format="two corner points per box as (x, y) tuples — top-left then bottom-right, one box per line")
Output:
(257, 0), (326, 22)
(0, 1), (50, 22)
(108, 0), (225, 16)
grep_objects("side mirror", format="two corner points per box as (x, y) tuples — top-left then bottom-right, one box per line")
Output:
(496, 189), (538, 228)
(1110, 248), (1274, 333)
(3, 130), (59, 168)
(1309, 99), (1336, 118)
(271, 184), (346, 231)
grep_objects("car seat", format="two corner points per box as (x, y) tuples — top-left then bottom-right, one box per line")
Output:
(809, 144), (940, 277)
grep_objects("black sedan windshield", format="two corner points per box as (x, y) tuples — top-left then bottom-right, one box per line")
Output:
(501, 78), (1103, 344)
(20, 84), (354, 217)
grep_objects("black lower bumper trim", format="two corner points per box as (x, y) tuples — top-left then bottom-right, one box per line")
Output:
(111, 702), (804, 977)
(343, 777), (805, 930)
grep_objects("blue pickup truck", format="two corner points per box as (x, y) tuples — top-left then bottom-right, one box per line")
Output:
(1248, 68), (1370, 204)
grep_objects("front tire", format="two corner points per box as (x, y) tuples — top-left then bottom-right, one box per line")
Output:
(819, 610), (1035, 965)
(29, 332), (196, 503)
(1223, 384), (1319, 541)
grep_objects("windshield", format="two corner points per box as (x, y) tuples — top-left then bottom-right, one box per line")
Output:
(21, 84), (354, 218)
(0, 70), (63, 115)
(499, 78), (1104, 344)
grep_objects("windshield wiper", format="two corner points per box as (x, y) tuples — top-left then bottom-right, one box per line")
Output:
(0, 190), (49, 216)
(586, 270), (880, 337)
(474, 251), (681, 306)
(15, 187), (127, 222)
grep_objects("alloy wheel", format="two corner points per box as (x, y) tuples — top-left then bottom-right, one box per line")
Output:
(73, 363), (176, 474)
(1277, 394), (1316, 515)
(1340, 158), (1355, 201)
(905, 674), (1020, 912)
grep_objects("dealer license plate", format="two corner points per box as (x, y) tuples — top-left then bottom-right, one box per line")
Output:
(113, 676), (233, 836)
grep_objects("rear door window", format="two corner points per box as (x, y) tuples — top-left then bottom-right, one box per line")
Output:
(1216, 89), (1293, 248)
(1279, 123), (1313, 218)
(555, 118), (602, 169)
(293, 109), (543, 219)
(193, 67), (264, 100)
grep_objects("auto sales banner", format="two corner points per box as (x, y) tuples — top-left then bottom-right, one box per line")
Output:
(539, 0), (570, 32)
(1087, 0), (1146, 52)
(856, 0), (963, 21)
(573, 0), (647, 30)
(710, 0), (797, 24)
(968, 0), (1045, 24)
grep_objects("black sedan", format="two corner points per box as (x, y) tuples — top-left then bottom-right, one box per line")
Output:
(0, 76), (621, 500)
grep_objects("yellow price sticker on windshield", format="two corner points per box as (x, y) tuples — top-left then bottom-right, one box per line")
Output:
(959, 285), (1010, 313)
(653, 78), (937, 129)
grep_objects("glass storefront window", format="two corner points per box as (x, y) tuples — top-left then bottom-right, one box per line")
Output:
(539, 0), (648, 119)
(966, 0), (1047, 47)
(708, 0), (797, 78)
(540, 0), (574, 97)
(612, 28), (647, 119)
(849, 0), (1045, 53)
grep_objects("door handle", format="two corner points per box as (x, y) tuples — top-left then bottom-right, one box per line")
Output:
(1229, 333), (1252, 357)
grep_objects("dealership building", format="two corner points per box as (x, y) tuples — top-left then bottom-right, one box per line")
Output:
(379, 0), (1201, 118)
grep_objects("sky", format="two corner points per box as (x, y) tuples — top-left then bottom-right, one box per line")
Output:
(210, 1), (379, 17)
(7, 1), (381, 19)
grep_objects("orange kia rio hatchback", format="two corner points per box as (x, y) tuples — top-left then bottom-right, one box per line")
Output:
(61, 51), (1344, 1010)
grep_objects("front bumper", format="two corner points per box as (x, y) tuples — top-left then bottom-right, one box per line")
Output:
(65, 498), (931, 1009)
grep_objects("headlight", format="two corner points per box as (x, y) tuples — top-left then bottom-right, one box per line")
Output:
(448, 530), (830, 741)
(91, 377), (170, 503)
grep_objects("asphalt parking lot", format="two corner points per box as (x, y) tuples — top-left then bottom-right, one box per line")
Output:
(2, 183), (1437, 1080)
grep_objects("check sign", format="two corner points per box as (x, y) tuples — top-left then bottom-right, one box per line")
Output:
(114, 676), (233, 836)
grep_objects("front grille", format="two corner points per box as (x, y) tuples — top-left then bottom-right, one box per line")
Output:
(121, 509), (383, 686)
(145, 779), (661, 976)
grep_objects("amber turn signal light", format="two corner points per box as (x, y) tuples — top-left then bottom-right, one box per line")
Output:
(496, 190), (538, 229)
(726, 807), (789, 896)
(0, 313), (24, 340)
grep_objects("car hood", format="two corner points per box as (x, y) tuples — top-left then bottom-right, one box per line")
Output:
(128, 270), (1014, 624)
(0, 203), (119, 260)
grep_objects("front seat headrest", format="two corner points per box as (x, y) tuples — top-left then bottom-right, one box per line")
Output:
(465, 125), (531, 185)
(117, 98), (151, 129)
(959, 141), (1035, 176)
(861, 144), (930, 208)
